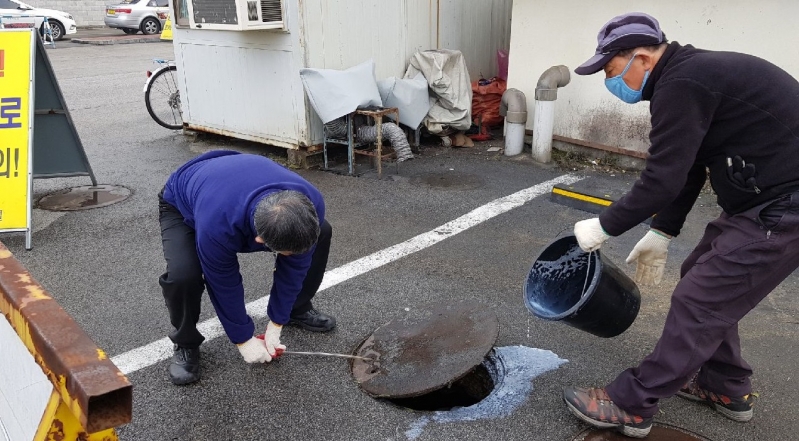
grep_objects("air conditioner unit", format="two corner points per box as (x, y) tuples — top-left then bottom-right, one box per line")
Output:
(187, 0), (286, 31)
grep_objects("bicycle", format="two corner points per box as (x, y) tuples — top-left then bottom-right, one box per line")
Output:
(144, 59), (183, 130)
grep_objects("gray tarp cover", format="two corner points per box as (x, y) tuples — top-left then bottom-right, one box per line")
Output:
(377, 73), (431, 129)
(300, 59), (383, 124)
(404, 49), (472, 134)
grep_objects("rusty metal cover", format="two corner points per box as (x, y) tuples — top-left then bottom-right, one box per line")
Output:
(572, 423), (713, 441)
(37, 185), (131, 211)
(351, 300), (499, 399)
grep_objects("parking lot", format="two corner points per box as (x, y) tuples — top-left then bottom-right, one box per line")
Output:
(2, 35), (798, 441)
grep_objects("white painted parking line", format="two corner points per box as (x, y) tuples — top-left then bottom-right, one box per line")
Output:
(111, 174), (582, 375)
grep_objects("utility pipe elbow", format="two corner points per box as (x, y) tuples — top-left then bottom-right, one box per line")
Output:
(499, 88), (528, 124)
(535, 65), (571, 101)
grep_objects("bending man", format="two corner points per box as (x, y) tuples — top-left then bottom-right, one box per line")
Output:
(158, 150), (335, 385)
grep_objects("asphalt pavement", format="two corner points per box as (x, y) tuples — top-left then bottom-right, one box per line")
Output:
(2, 38), (797, 441)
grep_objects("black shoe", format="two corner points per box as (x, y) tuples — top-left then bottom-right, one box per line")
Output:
(288, 308), (336, 332)
(169, 345), (200, 385)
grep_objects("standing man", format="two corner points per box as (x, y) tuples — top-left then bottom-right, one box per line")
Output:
(564, 12), (799, 438)
(158, 150), (336, 385)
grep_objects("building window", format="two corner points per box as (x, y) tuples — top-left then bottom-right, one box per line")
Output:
(172, 0), (189, 26)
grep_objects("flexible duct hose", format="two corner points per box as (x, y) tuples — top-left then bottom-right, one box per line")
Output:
(324, 118), (414, 162)
(324, 118), (348, 138)
(357, 122), (413, 162)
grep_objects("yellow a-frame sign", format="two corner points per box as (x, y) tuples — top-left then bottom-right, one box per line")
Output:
(0, 28), (97, 250)
(0, 29), (34, 249)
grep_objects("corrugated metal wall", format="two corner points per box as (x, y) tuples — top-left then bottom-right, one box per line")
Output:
(301, 0), (512, 80)
(301, 0), (424, 78)
(438, 0), (512, 80)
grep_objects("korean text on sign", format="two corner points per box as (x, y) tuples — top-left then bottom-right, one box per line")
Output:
(0, 30), (34, 231)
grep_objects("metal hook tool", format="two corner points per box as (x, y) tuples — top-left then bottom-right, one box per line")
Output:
(275, 348), (372, 361)
(255, 334), (373, 361)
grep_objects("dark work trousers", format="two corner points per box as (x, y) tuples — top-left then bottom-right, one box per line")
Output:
(606, 192), (799, 418)
(158, 192), (332, 349)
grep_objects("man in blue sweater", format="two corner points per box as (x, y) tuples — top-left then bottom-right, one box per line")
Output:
(565, 12), (799, 438)
(158, 150), (335, 385)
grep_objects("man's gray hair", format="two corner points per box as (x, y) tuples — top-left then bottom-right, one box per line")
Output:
(254, 190), (320, 254)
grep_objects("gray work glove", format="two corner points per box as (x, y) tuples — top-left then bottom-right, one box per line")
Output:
(626, 230), (671, 286)
(574, 218), (610, 252)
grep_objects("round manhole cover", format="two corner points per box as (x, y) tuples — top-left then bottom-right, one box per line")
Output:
(37, 185), (131, 211)
(572, 423), (713, 441)
(409, 171), (484, 190)
(351, 300), (499, 399)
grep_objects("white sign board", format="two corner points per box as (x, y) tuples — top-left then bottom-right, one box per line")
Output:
(0, 315), (53, 441)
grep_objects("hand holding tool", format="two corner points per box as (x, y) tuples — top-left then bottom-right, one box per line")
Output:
(263, 321), (285, 358)
(237, 336), (272, 363)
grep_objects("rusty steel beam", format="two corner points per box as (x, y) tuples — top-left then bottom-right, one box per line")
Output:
(0, 242), (132, 434)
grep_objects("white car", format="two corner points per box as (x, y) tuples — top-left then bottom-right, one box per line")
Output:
(0, 0), (77, 41)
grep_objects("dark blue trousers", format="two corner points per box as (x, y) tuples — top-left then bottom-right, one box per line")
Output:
(607, 192), (799, 418)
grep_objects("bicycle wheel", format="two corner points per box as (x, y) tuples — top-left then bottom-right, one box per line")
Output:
(145, 65), (183, 130)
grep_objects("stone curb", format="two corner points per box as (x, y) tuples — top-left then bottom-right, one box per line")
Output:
(70, 36), (166, 45)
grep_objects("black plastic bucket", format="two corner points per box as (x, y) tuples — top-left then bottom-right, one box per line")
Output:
(523, 235), (640, 338)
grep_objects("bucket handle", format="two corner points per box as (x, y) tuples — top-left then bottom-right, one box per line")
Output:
(551, 225), (595, 298)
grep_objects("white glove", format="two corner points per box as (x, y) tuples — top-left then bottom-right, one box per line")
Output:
(237, 337), (272, 363)
(263, 321), (286, 358)
(574, 218), (610, 252)
(626, 230), (671, 286)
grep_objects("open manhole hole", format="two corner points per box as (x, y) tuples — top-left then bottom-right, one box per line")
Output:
(351, 300), (499, 411)
(572, 422), (714, 441)
(409, 171), (484, 190)
(37, 185), (131, 211)
(387, 355), (497, 411)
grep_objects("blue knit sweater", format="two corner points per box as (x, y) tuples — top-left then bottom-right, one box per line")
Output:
(163, 151), (326, 344)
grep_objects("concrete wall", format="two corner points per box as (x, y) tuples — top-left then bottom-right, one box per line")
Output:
(300, 0), (512, 82)
(24, 0), (107, 27)
(507, 1), (799, 154)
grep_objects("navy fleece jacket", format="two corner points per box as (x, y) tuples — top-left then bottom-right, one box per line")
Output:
(162, 151), (325, 344)
(599, 42), (799, 237)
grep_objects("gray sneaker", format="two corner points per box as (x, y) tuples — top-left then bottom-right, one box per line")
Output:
(677, 375), (754, 422)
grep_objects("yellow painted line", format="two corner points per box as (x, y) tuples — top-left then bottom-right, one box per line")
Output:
(552, 187), (613, 207)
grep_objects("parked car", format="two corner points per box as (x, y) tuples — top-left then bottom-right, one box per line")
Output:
(0, 0), (77, 41)
(104, 0), (168, 35)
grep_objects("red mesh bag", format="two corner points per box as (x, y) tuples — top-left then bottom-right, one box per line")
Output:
(471, 77), (507, 128)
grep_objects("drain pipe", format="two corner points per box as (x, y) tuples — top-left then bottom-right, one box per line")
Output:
(532, 65), (570, 163)
(499, 88), (527, 156)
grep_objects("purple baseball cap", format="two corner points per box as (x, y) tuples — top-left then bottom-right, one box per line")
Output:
(575, 12), (667, 75)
